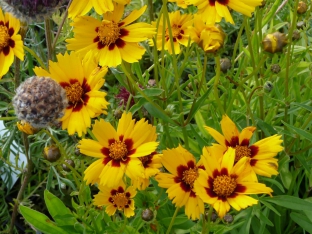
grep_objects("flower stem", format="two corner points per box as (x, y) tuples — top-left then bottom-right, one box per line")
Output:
(214, 56), (225, 115)
(44, 18), (54, 62)
(52, 0), (73, 50)
(166, 207), (179, 234)
(203, 206), (213, 234)
(9, 133), (32, 234)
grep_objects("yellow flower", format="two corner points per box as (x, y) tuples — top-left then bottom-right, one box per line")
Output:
(205, 115), (283, 178)
(191, 15), (224, 53)
(66, 4), (155, 67)
(194, 147), (273, 218)
(16, 120), (37, 135)
(0, 8), (24, 78)
(132, 152), (162, 190)
(68, 0), (130, 18)
(34, 52), (109, 137)
(168, 0), (189, 8)
(186, 0), (263, 24)
(78, 112), (159, 188)
(94, 182), (137, 218)
(152, 11), (193, 54)
(155, 145), (205, 220)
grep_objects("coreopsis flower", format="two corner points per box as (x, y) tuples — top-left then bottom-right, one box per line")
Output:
(152, 11), (193, 54)
(132, 152), (162, 190)
(94, 182), (137, 218)
(191, 15), (224, 53)
(155, 145), (204, 220)
(262, 32), (287, 54)
(68, 0), (130, 18)
(0, 0), (66, 22)
(186, 0), (263, 24)
(0, 8), (23, 78)
(66, 3), (155, 67)
(194, 147), (273, 218)
(205, 115), (283, 178)
(34, 52), (109, 137)
(78, 112), (159, 188)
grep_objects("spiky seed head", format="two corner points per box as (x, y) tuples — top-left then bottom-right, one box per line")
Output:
(0, 0), (68, 23)
(13, 76), (67, 128)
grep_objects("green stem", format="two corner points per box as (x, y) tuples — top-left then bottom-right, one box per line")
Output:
(9, 133), (32, 234)
(120, 62), (179, 126)
(44, 18), (54, 62)
(52, 0), (72, 49)
(23, 46), (47, 70)
(214, 56), (225, 115)
(284, 0), (299, 125)
(204, 206), (213, 234)
(166, 207), (179, 234)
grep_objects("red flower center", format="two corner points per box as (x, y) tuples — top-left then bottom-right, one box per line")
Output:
(208, 0), (229, 6)
(64, 82), (83, 103)
(182, 167), (199, 188)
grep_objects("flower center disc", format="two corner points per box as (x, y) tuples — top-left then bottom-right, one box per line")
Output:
(235, 145), (251, 162)
(166, 24), (181, 39)
(65, 82), (83, 103)
(98, 20), (120, 46)
(182, 167), (198, 188)
(109, 140), (128, 160)
(213, 175), (237, 197)
(112, 192), (129, 209)
(0, 25), (9, 50)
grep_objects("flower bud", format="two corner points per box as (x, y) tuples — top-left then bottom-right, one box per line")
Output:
(224, 214), (234, 223)
(270, 64), (281, 74)
(62, 159), (75, 172)
(13, 76), (67, 128)
(297, 1), (308, 14)
(263, 81), (274, 93)
(220, 58), (231, 73)
(292, 30), (301, 41)
(198, 25), (225, 53)
(296, 21), (306, 30)
(142, 209), (154, 222)
(74, 147), (81, 156)
(44, 145), (61, 162)
(17, 120), (38, 135)
(262, 32), (287, 53)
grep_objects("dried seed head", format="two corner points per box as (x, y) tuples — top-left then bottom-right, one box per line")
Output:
(44, 145), (61, 162)
(262, 32), (287, 53)
(13, 76), (67, 128)
(297, 1), (308, 14)
(0, 0), (68, 23)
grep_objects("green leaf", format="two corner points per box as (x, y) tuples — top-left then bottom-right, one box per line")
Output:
(290, 212), (312, 232)
(293, 102), (312, 112)
(262, 195), (312, 211)
(19, 205), (68, 234)
(44, 190), (76, 226)
(282, 121), (312, 142)
(135, 88), (164, 97)
(144, 103), (176, 125)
